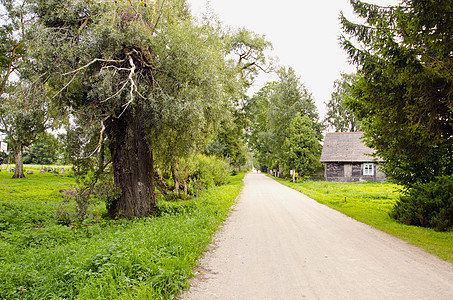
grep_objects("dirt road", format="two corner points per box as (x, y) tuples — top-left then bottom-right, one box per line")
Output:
(181, 173), (453, 299)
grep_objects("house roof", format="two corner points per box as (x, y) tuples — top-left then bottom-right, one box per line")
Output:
(320, 132), (379, 163)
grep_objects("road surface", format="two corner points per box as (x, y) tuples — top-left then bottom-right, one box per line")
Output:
(181, 173), (453, 299)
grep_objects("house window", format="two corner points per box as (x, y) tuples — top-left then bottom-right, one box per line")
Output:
(363, 163), (374, 176)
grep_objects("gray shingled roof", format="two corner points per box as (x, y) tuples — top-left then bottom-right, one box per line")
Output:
(320, 132), (379, 163)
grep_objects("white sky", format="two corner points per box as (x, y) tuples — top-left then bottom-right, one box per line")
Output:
(187, 0), (398, 119)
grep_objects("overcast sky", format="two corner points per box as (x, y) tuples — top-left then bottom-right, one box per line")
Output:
(187, 0), (398, 119)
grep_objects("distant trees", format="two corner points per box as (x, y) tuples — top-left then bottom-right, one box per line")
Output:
(324, 73), (360, 132)
(0, 0), (52, 178)
(283, 113), (322, 177)
(0, 80), (49, 178)
(23, 132), (60, 165)
(206, 28), (273, 170)
(249, 67), (323, 177)
(341, 0), (453, 230)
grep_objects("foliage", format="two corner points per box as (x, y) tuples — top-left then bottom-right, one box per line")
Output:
(27, 0), (243, 217)
(188, 154), (230, 195)
(206, 28), (273, 170)
(0, 0), (27, 97)
(0, 0), (56, 179)
(225, 27), (274, 87)
(282, 113), (322, 176)
(23, 132), (60, 164)
(0, 166), (244, 299)
(324, 73), (360, 132)
(247, 81), (275, 170)
(58, 112), (103, 167)
(390, 176), (453, 232)
(207, 116), (247, 169)
(340, 0), (453, 186)
(341, 0), (453, 230)
(274, 177), (453, 263)
(248, 67), (323, 175)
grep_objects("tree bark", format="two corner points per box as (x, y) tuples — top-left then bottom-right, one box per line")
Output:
(12, 145), (25, 179)
(105, 107), (157, 218)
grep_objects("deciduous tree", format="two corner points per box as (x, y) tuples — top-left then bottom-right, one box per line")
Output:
(249, 67), (322, 174)
(30, 0), (239, 218)
(324, 73), (360, 132)
(283, 113), (322, 177)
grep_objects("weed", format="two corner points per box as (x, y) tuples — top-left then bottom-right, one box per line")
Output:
(0, 165), (244, 299)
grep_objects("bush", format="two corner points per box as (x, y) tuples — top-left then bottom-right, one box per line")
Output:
(390, 176), (453, 231)
(188, 154), (230, 196)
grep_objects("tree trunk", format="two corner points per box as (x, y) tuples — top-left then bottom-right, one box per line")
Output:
(171, 163), (180, 197)
(105, 108), (157, 218)
(12, 145), (25, 179)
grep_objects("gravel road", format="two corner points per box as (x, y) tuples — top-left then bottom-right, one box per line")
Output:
(181, 173), (453, 299)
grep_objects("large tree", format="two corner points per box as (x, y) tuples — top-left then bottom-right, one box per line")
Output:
(30, 0), (237, 218)
(340, 0), (453, 186)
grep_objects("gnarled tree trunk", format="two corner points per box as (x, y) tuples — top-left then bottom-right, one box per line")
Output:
(106, 107), (157, 218)
(12, 145), (25, 179)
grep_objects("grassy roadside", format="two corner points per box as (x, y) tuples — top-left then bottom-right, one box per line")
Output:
(0, 166), (245, 299)
(272, 177), (453, 263)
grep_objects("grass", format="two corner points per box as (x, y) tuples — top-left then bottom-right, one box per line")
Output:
(273, 177), (453, 263)
(0, 164), (245, 299)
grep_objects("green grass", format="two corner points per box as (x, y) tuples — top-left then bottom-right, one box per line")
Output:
(273, 177), (453, 263)
(0, 165), (245, 299)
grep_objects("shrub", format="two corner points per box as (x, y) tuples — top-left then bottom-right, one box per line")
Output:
(188, 155), (230, 196)
(390, 176), (453, 231)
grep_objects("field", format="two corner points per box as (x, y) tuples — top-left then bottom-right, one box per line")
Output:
(0, 165), (244, 299)
(274, 177), (453, 263)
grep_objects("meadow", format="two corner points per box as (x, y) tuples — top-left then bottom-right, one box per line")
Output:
(0, 165), (244, 299)
(274, 177), (453, 263)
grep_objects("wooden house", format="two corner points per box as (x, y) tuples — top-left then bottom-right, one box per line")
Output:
(320, 132), (386, 182)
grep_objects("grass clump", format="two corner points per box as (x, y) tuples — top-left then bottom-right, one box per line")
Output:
(273, 177), (453, 263)
(0, 165), (244, 299)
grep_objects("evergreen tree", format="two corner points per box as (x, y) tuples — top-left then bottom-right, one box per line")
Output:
(341, 0), (453, 229)
(340, 0), (453, 186)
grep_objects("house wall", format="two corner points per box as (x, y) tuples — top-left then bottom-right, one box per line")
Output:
(324, 162), (386, 182)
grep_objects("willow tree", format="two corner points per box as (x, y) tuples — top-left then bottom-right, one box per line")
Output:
(30, 0), (235, 218)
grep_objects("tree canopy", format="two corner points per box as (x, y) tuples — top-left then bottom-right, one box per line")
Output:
(324, 73), (360, 132)
(340, 0), (453, 186)
(26, 0), (271, 218)
(249, 67), (322, 176)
